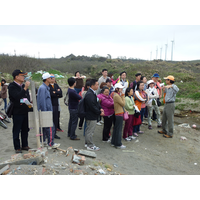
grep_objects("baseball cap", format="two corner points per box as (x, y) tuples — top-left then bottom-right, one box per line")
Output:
(164, 75), (175, 81)
(12, 69), (28, 78)
(152, 73), (160, 78)
(106, 78), (112, 83)
(42, 72), (51, 80)
(114, 83), (124, 89)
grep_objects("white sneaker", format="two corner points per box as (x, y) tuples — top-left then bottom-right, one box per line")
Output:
(96, 122), (102, 126)
(124, 137), (131, 141)
(107, 138), (111, 143)
(40, 141), (48, 147)
(85, 144), (87, 148)
(129, 136), (137, 140)
(100, 120), (104, 124)
(111, 144), (115, 147)
(87, 146), (100, 151)
(116, 145), (126, 149)
(51, 143), (60, 149)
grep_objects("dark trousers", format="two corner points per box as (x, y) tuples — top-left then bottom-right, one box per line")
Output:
(133, 108), (145, 133)
(68, 109), (78, 139)
(103, 115), (113, 141)
(79, 116), (84, 128)
(41, 124), (55, 146)
(57, 111), (61, 130)
(111, 115), (123, 147)
(53, 106), (59, 132)
(12, 114), (29, 150)
(144, 106), (148, 118)
(74, 88), (82, 94)
(3, 98), (7, 110)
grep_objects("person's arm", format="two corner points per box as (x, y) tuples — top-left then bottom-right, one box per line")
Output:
(171, 84), (179, 94)
(1, 85), (7, 95)
(114, 94), (125, 107)
(71, 90), (82, 101)
(85, 95), (101, 115)
(135, 91), (146, 102)
(37, 87), (47, 111)
(55, 84), (63, 98)
(125, 97), (134, 111)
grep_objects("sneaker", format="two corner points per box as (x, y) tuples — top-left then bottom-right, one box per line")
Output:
(157, 124), (162, 128)
(111, 144), (115, 147)
(133, 132), (138, 137)
(15, 149), (22, 153)
(87, 146), (100, 151)
(54, 135), (61, 139)
(51, 143), (60, 149)
(96, 122), (102, 126)
(40, 141), (48, 147)
(124, 137), (131, 141)
(148, 125), (152, 129)
(129, 135), (137, 140)
(57, 128), (64, 132)
(85, 143), (87, 148)
(107, 138), (111, 143)
(138, 131), (144, 134)
(158, 130), (166, 134)
(116, 145), (126, 149)
(100, 120), (104, 124)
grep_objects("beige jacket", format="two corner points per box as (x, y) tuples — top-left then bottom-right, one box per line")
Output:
(113, 93), (125, 115)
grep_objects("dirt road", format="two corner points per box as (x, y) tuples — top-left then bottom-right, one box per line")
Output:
(0, 95), (200, 175)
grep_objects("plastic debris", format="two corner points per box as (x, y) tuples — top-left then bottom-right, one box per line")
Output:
(180, 136), (187, 140)
(17, 166), (21, 170)
(178, 123), (191, 128)
(98, 169), (106, 174)
(107, 168), (112, 172)
(194, 163), (197, 165)
(122, 150), (135, 153)
(135, 140), (139, 143)
(192, 124), (197, 129)
(72, 154), (85, 165)
(113, 164), (118, 168)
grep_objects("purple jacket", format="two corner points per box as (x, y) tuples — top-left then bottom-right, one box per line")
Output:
(97, 93), (114, 116)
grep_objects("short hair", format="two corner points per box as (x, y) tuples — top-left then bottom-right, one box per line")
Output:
(125, 87), (133, 97)
(75, 71), (80, 77)
(170, 80), (175, 84)
(102, 69), (107, 72)
(100, 82), (107, 89)
(90, 79), (98, 87)
(120, 71), (126, 76)
(101, 86), (109, 93)
(135, 73), (142, 77)
(136, 81), (144, 91)
(140, 76), (146, 81)
(43, 79), (46, 82)
(68, 77), (76, 86)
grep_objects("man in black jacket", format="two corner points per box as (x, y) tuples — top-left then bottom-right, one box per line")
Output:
(49, 74), (63, 139)
(84, 79), (104, 151)
(8, 69), (31, 153)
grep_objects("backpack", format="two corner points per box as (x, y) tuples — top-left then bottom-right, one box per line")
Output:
(64, 89), (69, 106)
(78, 97), (86, 118)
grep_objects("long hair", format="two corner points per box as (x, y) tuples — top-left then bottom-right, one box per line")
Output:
(125, 87), (133, 97)
(136, 81), (144, 91)
(1, 79), (6, 86)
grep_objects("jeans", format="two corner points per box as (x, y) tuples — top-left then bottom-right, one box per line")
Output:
(74, 88), (82, 94)
(140, 107), (145, 122)
(68, 109), (78, 139)
(12, 114), (29, 150)
(3, 98), (7, 110)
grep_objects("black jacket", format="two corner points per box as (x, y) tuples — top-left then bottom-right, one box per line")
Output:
(49, 83), (63, 106)
(84, 88), (101, 120)
(8, 82), (31, 115)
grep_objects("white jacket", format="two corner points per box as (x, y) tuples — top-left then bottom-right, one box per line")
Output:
(146, 87), (159, 107)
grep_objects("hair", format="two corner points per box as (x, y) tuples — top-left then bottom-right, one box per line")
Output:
(114, 88), (120, 93)
(100, 82), (107, 89)
(170, 80), (174, 84)
(140, 76), (146, 81)
(125, 87), (133, 97)
(1, 79), (6, 86)
(101, 86), (109, 94)
(43, 79), (47, 82)
(84, 81), (90, 91)
(108, 73), (113, 78)
(68, 77), (76, 87)
(102, 69), (107, 73)
(120, 71), (126, 76)
(135, 73), (142, 77)
(75, 71), (80, 77)
(89, 79), (98, 87)
(136, 81), (144, 91)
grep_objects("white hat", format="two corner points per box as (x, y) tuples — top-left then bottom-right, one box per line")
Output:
(42, 72), (51, 80)
(147, 80), (155, 86)
(114, 83), (124, 89)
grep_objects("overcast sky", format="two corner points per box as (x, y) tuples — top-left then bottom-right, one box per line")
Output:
(0, 1), (200, 61)
(0, 25), (199, 61)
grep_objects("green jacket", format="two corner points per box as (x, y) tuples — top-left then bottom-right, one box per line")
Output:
(125, 96), (135, 115)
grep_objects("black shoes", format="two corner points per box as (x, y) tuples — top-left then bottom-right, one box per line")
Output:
(54, 135), (61, 139)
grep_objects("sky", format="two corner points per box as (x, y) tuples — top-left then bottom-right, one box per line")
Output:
(0, 25), (200, 61)
(0, 1), (200, 62)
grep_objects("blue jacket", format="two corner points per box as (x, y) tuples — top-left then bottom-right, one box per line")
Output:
(37, 83), (53, 111)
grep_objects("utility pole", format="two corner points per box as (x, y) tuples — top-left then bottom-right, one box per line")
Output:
(160, 47), (162, 60)
(165, 44), (168, 61)
(171, 40), (174, 61)
(156, 46), (158, 59)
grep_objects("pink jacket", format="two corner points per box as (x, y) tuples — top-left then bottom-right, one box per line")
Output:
(97, 93), (114, 116)
(111, 78), (119, 86)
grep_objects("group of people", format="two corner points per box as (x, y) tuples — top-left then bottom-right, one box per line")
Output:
(4, 68), (179, 153)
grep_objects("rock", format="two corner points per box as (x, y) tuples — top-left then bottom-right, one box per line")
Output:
(74, 170), (83, 175)
(23, 153), (34, 159)
(77, 150), (97, 158)
(72, 154), (85, 165)
(0, 165), (10, 175)
(107, 168), (112, 172)
(11, 154), (22, 160)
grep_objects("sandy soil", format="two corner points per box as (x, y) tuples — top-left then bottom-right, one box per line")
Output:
(1, 91), (200, 175)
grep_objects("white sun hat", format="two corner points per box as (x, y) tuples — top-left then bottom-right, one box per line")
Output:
(147, 80), (155, 86)
(114, 83), (124, 89)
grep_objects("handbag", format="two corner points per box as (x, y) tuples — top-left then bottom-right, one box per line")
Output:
(157, 98), (162, 107)
(133, 115), (142, 126)
(123, 107), (129, 121)
(6, 101), (14, 118)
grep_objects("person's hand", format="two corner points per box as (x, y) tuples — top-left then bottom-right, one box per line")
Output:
(57, 89), (60, 91)
(159, 94), (162, 98)
(162, 86), (166, 91)
(24, 81), (30, 90)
